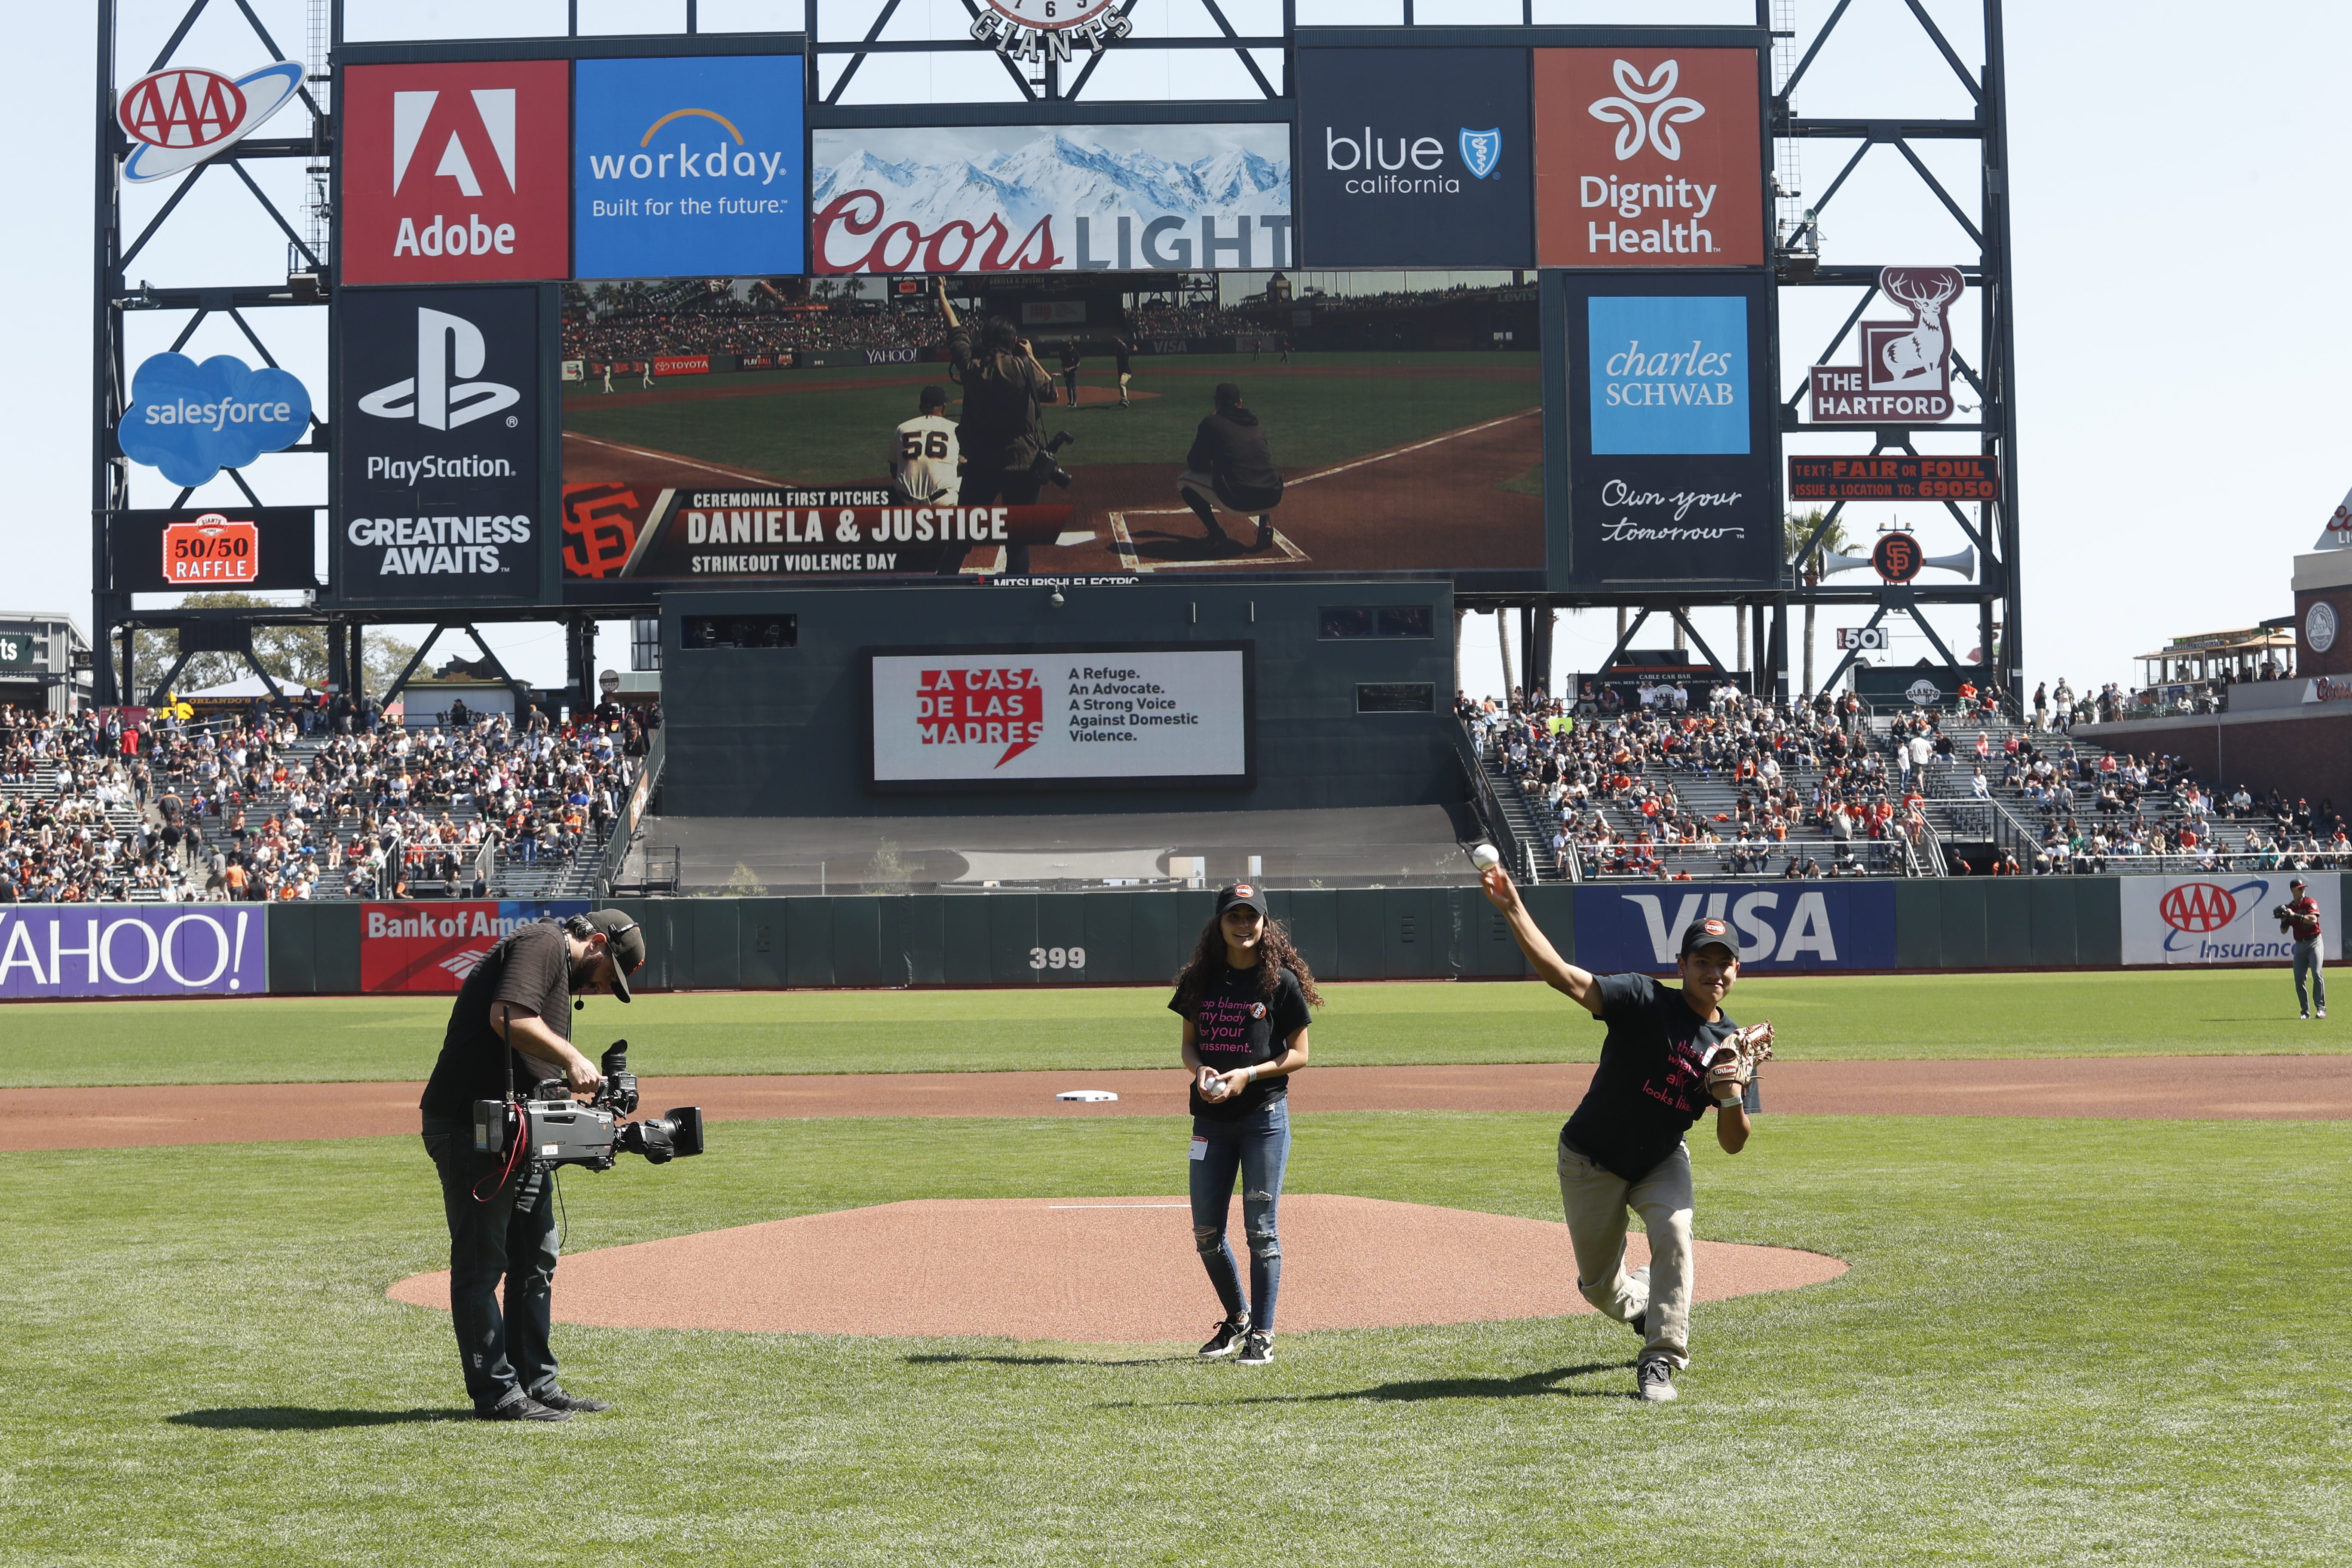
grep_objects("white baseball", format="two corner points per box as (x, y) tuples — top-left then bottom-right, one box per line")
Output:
(1470, 844), (1501, 870)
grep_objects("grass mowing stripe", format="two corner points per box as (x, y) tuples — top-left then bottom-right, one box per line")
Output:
(8, 967), (2337, 1088)
(1, 1113), (2343, 1564)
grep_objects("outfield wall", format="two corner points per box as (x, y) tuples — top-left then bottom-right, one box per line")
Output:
(222, 872), (2337, 997)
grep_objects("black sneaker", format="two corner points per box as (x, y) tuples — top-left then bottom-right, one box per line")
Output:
(532, 1387), (610, 1413)
(1635, 1358), (1678, 1403)
(1237, 1331), (1274, 1366)
(1198, 1319), (1250, 1358)
(479, 1389), (570, 1422)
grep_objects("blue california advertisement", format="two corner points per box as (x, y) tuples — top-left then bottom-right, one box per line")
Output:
(574, 54), (806, 277)
(1572, 882), (1896, 974)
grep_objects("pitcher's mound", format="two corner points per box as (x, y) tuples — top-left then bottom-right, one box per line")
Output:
(389, 1196), (1846, 1343)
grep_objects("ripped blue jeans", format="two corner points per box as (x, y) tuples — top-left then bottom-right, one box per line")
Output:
(1189, 1099), (1290, 1332)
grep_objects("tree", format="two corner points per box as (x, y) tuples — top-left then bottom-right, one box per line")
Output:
(1785, 509), (1853, 697)
(129, 593), (417, 703)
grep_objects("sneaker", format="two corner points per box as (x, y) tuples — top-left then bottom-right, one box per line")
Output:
(479, 1389), (569, 1423)
(1635, 1358), (1678, 1403)
(531, 1387), (609, 1413)
(1198, 1318), (1250, 1358)
(2321, 1008), (2329, 1019)
(1237, 1331), (1274, 1366)
(2301, 1012), (2311, 1021)
(1252, 520), (1275, 552)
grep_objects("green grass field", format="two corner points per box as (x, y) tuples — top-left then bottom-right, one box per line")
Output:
(6, 969), (2341, 1563)
(560, 352), (1540, 487)
(15, 968), (2339, 1087)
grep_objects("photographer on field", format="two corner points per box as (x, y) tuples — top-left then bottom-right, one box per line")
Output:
(934, 276), (1057, 576)
(418, 910), (646, 1422)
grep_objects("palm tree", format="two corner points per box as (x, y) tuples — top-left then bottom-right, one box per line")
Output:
(1785, 508), (1853, 696)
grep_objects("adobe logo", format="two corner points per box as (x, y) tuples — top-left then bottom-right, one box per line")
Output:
(340, 61), (568, 284)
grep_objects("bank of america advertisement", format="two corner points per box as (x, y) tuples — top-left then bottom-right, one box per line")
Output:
(810, 124), (1291, 274)
(2121, 873), (2340, 966)
(868, 645), (1253, 788)
(337, 285), (544, 603)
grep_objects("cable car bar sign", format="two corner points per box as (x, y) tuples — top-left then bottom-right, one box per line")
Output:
(971, 0), (1133, 62)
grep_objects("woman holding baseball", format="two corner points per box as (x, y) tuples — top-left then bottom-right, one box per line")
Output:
(1172, 883), (1317, 1366)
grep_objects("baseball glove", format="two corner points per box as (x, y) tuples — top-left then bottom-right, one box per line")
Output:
(1701, 1022), (1774, 1104)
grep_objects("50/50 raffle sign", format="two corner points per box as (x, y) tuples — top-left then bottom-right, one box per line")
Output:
(867, 644), (1253, 789)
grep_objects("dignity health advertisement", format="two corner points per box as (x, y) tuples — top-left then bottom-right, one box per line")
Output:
(867, 645), (1252, 788)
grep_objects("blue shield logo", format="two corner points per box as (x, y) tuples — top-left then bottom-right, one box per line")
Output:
(1458, 128), (1502, 181)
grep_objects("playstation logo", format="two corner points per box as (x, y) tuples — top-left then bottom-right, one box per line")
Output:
(356, 306), (519, 431)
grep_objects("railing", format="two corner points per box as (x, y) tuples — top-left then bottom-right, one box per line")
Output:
(1573, 838), (1911, 881)
(1450, 719), (1529, 883)
(593, 726), (665, 900)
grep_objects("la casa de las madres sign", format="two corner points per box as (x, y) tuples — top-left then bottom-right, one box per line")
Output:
(1808, 267), (1966, 423)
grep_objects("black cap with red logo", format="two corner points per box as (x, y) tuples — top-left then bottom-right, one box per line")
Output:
(1217, 883), (1269, 917)
(1680, 917), (1737, 958)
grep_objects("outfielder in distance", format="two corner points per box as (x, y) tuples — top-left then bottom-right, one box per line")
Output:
(1479, 865), (1770, 1404)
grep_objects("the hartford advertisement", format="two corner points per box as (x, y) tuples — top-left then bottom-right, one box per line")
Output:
(868, 646), (1251, 787)
(1573, 882), (1896, 974)
(0, 906), (264, 998)
(359, 901), (589, 994)
(2121, 874), (2342, 966)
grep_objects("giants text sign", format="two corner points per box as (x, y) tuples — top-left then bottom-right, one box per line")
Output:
(360, 901), (589, 993)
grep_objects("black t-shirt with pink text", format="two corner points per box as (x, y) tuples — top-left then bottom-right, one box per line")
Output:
(1562, 972), (1740, 1181)
(1170, 962), (1311, 1121)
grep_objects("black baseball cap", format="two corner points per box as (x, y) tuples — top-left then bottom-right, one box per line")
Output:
(919, 384), (948, 409)
(2291, 877), (2308, 890)
(1216, 883), (1268, 918)
(582, 910), (647, 1001)
(1680, 917), (1737, 958)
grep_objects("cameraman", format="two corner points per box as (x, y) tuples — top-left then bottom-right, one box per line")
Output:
(933, 276), (1057, 576)
(418, 910), (647, 1422)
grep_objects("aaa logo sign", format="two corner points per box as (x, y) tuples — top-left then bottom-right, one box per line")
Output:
(2122, 874), (2337, 965)
(916, 667), (1043, 767)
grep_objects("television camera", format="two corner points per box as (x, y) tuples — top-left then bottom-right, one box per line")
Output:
(473, 1041), (705, 1173)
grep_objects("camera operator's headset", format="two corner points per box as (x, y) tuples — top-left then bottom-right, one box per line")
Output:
(561, 913), (639, 1010)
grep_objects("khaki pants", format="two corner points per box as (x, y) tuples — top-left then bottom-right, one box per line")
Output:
(1557, 1136), (1695, 1369)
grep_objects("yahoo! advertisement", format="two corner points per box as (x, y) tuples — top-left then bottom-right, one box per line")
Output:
(0, 907), (264, 998)
(1572, 882), (1896, 974)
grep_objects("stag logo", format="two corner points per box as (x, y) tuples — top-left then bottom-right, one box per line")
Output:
(1867, 267), (1962, 394)
(1587, 59), (1706, 162)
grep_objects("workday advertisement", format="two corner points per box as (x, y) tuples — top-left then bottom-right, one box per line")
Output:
(2121, 874), (2341, 966)
(574, 55), (805, 278)
(1573, 882), (1896, 974)
(0, 907), (265, 998)
(359, 902), (590, 994)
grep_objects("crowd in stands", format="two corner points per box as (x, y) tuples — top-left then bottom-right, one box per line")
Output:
(0, 706), (180, 901)
(560, 286), (938, 364)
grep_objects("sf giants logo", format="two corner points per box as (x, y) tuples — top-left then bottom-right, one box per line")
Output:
(340, 61), (568, 285)
(915, 668), (1044, 766)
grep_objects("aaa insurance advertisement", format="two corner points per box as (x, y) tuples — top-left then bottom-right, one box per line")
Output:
(869, 646), (1252, 788)
(2121, 874), (2341, 966)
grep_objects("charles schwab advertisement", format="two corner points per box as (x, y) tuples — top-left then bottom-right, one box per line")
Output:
(867, 643), (1253, 790)
(1556, 270), (1779, 589)
(337, 285), (545, 603)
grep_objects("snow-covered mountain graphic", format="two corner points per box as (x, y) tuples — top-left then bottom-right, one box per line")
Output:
(812, 125), (1290, 262)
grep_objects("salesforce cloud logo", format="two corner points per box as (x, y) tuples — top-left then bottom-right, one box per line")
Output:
(119, 353), (312, 487)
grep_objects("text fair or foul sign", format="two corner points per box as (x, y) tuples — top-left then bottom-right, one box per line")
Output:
(869, 646), (1251, 788)
(1533, 49), (1764, 268)
(1808, 267), (1965, 423)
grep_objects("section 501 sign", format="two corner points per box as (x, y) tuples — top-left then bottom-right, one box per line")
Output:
(867, 644), (1253, 790)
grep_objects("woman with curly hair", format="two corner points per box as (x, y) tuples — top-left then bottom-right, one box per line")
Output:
(1170, 883), (1320, 1366)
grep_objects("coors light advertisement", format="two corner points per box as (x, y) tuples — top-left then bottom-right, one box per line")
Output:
(809, 124), (1293, 274)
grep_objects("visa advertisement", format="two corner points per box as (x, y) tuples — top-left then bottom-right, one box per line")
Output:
(0, 906), (264, 998)
(2120, 874), (2340, 966)
(1294, 47), (1532, 267)
(809, 123), (1292, 273)
(1572, 883), (1897, 974)
(573, 54), (805, 278)
(359, 901), (590, 994)
(867, 644), (1253, 789)
(1558, 270), (1779, 589)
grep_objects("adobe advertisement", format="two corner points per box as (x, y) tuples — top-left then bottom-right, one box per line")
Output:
(0, 907), (265, 998)
(1294, 47), (1533, 268)
(574, 54), (805, 279)
(808, 123), (1292, 274)
(867, 644), (1253, 789)
(1572, 883), (1896, 974)
(1532, 47), (1765, 268)
(337, 285), (544, 603)
(1558, 270), (1779, 588)
(340, 60), (570, 285)
(109, 506), (319, 593)
(2120, 875), (2340, 967)
(360, 901), (590, 994)
(559, 271), (1542, 585)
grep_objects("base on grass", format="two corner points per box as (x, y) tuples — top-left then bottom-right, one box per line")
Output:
(387, 1195), (1847, 1343)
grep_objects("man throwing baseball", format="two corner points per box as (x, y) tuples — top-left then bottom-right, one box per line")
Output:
(1479, 864), (1767, 1403)
(2280, 876), (2325, 1020)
